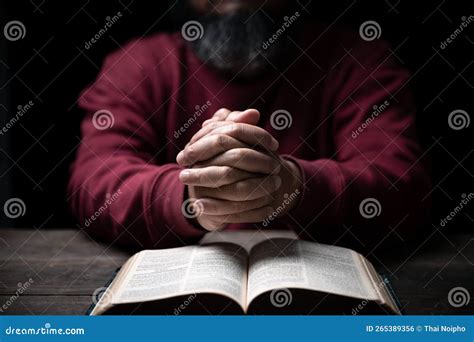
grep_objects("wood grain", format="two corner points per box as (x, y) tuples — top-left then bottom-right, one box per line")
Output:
(0, 228), (473, 315)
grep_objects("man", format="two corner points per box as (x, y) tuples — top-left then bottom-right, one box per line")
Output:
(68, 0), (431, 249)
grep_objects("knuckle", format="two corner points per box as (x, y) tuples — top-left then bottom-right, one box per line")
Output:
(214, 108), (229, 117)
(228, 111), (240, 120)
(236, 124), (245, 135)
(234, 181), (250, 198)
(194, 170), (204, 184)
(215, 167), (233, 187)
(220, 166), (233, 180)
(207, 122), (222, 131)
(230, 149), (245, 162)
(235, 201), (247, 213)
(231, 201), (242, 213)
(215, 134), (227, 149)
(227, 123), (242, 135)
(185, 146), (197, 161)
(206, 123), (217, 132)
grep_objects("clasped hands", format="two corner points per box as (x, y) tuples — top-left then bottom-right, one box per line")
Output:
(176, 108), (301, 231)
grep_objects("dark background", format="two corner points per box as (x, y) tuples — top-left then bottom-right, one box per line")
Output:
(0, 0), (472, 232)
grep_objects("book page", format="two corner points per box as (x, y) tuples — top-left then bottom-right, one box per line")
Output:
(362, 256), (400, 314)
(200, 230), (298, 253)
(112, 244), (248, 307)
(247, 239), (379, 305)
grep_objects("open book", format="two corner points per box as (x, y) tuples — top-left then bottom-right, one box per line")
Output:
(90, 230), (400, 315)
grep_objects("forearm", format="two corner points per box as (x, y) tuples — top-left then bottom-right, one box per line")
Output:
(68, 158), (205, 249)
(281, 155), (431, 244)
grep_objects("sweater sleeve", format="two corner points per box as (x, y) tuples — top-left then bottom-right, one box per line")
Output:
(68, 40), (205, 249)
(283, 39), (431, 245)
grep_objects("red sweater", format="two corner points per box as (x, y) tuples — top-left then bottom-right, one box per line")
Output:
(68, 23), (431, 249)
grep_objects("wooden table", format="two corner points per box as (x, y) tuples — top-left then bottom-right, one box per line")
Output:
(0, 228), (473, 314)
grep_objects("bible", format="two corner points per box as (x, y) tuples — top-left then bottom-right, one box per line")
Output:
(90, 230), (400, 315)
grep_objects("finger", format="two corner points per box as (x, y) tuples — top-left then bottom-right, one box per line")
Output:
(194, 196), (272, 216)
(198, 218), (227, 231)
(177, 134), (248, 166)
(194, 148), (281, 174)
(180, 166), (255, 187)
(226, 109), (260, 125)
(190, 123), (279, 151)
(188, 121), (235, 146)
(193, 123), (279, 151)
(196, 175), (282, 201)
(202, 108), (231, 127)
(202, 108), (260, 127)
(211, 206), (275, 224)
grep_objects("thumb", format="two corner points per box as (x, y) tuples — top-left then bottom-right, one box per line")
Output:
(227, 109), (260, 125)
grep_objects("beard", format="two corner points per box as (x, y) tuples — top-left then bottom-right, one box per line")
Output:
(189, 10), (296, 81)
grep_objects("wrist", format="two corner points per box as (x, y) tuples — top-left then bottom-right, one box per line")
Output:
(284, 159), (302, 195)
(274, 158), (302, 217)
